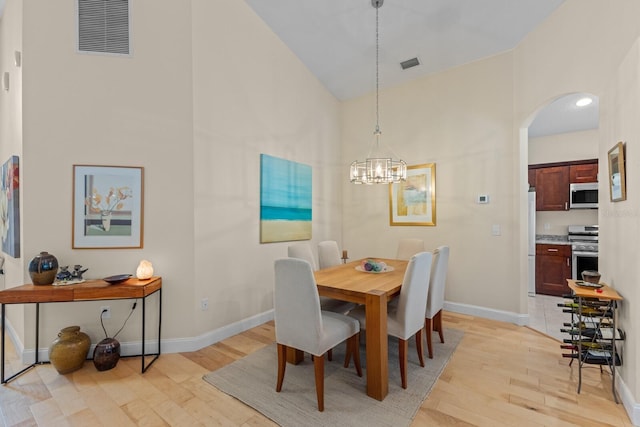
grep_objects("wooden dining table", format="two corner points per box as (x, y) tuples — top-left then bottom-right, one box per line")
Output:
(314, 258), (408, 401)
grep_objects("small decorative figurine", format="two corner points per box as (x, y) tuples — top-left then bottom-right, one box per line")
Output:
(56, 266), (72, 281)
(71, 265), (89, 280)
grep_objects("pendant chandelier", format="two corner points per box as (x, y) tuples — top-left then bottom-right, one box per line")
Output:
(350, 0), (406, 185)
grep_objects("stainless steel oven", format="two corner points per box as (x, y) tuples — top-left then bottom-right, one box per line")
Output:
(568, 225), (598, 280)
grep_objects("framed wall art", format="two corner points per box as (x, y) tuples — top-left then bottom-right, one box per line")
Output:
(260, 154), (312, 243)
(389, 163), (436, 226)
(607, 141), (626, 202)
(1, 155), (20, 258)
(73, 165), (144, 248)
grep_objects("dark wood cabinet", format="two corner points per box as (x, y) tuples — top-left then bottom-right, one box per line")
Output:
(529, 159), (598, 211)
(528, 169), (536, 189)
(536, 244), (571, 296)
(535, 166), (569, 211)
(569, 163), (598, 183)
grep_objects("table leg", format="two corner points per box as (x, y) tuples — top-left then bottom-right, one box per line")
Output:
(365, 290), (388, 400)
(1, 303), (5, 383)
(286, 348), (304, 364)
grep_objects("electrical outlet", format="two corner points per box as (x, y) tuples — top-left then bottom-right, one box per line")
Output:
(100, 306), (111, 319)
(201, 298), (209, 311)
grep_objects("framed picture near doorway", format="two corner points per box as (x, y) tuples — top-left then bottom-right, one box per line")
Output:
(607, 141), (626, 202)
(72, 165), (144, 248)
(389, 163), (436, 226)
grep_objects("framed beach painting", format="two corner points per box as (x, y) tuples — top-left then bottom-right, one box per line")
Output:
(73, 165), (144, 248)
(260, 154), (312, 243)
(389, 163), (436, 226)
(608, 141), (626, 202)
(1, 155), (20, 258)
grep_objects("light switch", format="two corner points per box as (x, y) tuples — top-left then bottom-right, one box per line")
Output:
(491, 224), (501, 236)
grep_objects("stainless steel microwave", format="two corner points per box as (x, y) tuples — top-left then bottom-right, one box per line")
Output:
(569, 182), (598, 209)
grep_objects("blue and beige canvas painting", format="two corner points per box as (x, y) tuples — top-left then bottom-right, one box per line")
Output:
(260, 154), (312, 243)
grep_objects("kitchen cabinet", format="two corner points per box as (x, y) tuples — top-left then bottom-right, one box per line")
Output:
(529, 159), (597, 211)
(536, 244), (571, 296)
(570, 163), (598, 183)
(535, 166), (569, 211)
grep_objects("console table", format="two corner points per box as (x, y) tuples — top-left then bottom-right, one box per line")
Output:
(0, 276), (162, 383)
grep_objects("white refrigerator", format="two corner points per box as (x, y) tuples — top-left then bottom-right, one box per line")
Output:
(528, 191), (536, 296)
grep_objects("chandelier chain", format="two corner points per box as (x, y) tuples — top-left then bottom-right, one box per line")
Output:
(375, 3), (380, 135)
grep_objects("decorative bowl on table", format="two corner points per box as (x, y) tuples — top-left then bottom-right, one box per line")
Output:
(581, 270), (601, 284)
(103, 274), (132, 284)
(355, 259), (394, 274)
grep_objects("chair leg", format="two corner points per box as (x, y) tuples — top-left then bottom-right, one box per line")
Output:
(399, 338), (408, 389)
(276, 344), (287, 392)
(314, 353), (325, 411)
(434, 310), (444, 343)
(328, 348), (333, 361)
(343, 342), (352, 368)
(415, 329), (425, 367)
(425, 317), (434, 359)
(350, 333), (362, 377)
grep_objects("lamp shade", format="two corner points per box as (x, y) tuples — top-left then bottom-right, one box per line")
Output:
(136, 260), (154, 280)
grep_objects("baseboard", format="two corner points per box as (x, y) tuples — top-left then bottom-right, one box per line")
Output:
(443, 301), (529, 326)
(617, 369), (640, 426)
(7, 309), (275, 363)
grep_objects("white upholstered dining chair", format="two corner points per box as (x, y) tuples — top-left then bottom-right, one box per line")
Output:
(318, 240), (342, 269)
(288, 243), (355, 315)
(425, 246), (450, 359)
(396, 238), (425, 260)
(347, 251), (433, 388)
(274, 258), (362, 411)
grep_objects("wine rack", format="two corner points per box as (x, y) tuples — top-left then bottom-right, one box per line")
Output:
(560, 280), (624, 403)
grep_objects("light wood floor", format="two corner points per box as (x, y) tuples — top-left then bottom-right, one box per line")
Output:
(0, 312), (633, 426)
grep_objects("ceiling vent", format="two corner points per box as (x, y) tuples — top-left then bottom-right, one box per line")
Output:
(78, 0), (130, 55)
(400, 57), (420, 70)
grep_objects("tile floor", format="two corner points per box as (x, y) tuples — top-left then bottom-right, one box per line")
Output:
(528, 293), (567, 342)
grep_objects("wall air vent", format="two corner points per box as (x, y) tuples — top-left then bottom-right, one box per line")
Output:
(400, 57), (420, 70)
(78, 0), (130, 55)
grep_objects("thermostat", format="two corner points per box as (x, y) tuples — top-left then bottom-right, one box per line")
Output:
(477, 194), (490, 204)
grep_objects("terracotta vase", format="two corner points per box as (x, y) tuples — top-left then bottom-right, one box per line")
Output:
(49, 326), (91, 374)
(93, 337), (120, 371)
(28, 251), (59, 285)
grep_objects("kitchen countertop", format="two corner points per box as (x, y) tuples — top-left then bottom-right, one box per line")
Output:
(536, 234), (571, 245)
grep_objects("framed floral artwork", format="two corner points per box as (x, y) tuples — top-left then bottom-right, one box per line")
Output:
(73, 165), (144, 248)
(1, 155), (20, 258)
(389, 163), (436, 226)
(607, 141), (626, 202)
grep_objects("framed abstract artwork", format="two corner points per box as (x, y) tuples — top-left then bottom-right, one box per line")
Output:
(1, 156), (20, 258)
(389, 163), (436, 226)
(73, 165), (144, 248)
(260, 154), (312, 243)
(607, 141), (626, 202)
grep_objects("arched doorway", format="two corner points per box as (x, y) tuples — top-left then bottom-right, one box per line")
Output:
(523, 92), (599, 340)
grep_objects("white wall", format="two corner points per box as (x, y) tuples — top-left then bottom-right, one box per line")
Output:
(600, 38), (640, 419)
(190, 0), (343, 337)
(529, 129), (598, 165)
(0, 0), (24, 340)
(1, 0), (343, 355)
(18, 0), (195, 346)
(342, 52), (519, 314)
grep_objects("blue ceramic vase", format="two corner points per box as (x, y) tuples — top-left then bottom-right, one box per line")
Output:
(28, 251), (59, 285)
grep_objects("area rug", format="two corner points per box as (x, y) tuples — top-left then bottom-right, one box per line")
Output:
(203, 328), (463, 427)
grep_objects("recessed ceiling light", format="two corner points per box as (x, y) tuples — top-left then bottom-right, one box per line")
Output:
(576, 97), (593, 107)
